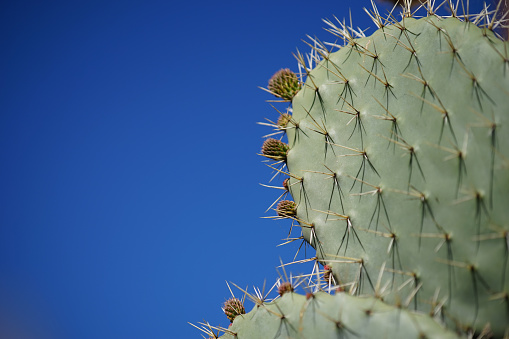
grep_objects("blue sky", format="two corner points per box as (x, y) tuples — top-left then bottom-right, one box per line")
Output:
(0, 0), (492, 338)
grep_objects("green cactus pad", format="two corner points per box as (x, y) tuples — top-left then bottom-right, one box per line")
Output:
(220, 292), (463, 339)
(279, 16), (509, 336)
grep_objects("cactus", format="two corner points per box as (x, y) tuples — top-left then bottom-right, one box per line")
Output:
(222, 292), (463, 339)
(193, 1), (509, 338)
(278, 9), (509, 336)
(222, 298), (245, 323)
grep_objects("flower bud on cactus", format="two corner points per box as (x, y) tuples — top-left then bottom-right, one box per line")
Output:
(282, 178), (289, 191)
(222, 298), (245, 323)
(277, 113), (292, 129)
(268, 69), (301, 101)
(278, 282), (294, 296)
(261, 138), (289, 161)
(276, 200), (296, 217)
(323, 265), (332, 282)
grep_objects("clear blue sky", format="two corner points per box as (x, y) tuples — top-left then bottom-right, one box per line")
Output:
(0, 1), (491, 338)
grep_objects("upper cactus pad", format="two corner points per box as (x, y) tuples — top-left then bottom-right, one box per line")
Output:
(278, 15), (509, 336)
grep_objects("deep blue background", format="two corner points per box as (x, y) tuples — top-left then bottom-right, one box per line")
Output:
(0, 1), (492, 338)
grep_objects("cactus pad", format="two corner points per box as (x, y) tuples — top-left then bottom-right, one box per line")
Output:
(221, 292), (463, 339)
(280, 14), (509, 336)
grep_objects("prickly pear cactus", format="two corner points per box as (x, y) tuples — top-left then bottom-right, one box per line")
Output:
(268, 10), (509, 338)
(193, 2), (509, 338)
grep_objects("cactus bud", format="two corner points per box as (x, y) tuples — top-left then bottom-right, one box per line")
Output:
(276, 200), (296, 217)
(261, 138), (289, 161)
(282, 178), (289, 191)
(222, 298), (245, 323)
(278, 282), (294, 296)
(277, 113), (292, 129)
(323, 265), (332, 282)
(268, 69), (301, 101)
